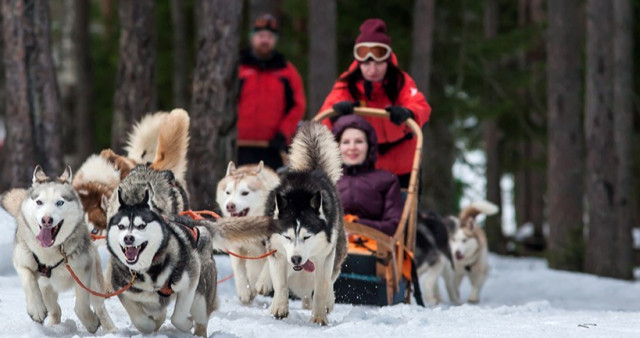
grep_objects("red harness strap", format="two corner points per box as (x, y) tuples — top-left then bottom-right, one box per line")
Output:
(157, 281), (174, 297)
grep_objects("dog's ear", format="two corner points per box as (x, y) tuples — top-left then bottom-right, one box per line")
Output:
(255, 161), (264, 174)
(117, 188), (125, 208)
(226, 161), (236, 176)
(58, 165), (73, 184)
(32, 165), (49, 184)
(463, 218), (475, 230)
(141, 189), (150, 208)
(275, 192), (287, 211)
(310, 191), (322, 213)
(101, 192), (110, 211)
(144, 183), (155, 209)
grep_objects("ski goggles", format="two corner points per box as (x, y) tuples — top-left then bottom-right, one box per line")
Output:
(353, 42), (392, 62)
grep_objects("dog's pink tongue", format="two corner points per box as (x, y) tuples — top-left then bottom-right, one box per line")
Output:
(36, 227), (54, 247)
(302, 259), (315, 272)
(125, 247), (139, 261)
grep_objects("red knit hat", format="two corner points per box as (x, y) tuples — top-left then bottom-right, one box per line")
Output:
(355, 19), (391, 47)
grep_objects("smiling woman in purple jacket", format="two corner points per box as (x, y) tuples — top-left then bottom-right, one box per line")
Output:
(332, 115), (404, 236)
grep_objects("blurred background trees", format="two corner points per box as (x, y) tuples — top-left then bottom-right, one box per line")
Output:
(0, 0), (638, 279)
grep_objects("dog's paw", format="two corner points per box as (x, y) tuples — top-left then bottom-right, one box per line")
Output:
(171, 315), (193, 333)
(302, 297), (312, 310)
(255, 280), (273, 296)
(468, 298), (480, 304)
(238, 288), (256, 305)
(270, 305), (289, 319)
(27, 302), (48, 323)
(310, 314), (328, 326)
(78, 311), (101, 333)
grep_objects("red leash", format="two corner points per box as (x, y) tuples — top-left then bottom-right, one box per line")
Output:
(61, 245), (136, 299)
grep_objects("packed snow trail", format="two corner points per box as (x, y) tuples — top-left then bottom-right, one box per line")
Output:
(1, 208), (639, 337)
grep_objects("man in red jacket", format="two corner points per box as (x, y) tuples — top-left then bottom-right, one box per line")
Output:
(237, 14), (306, 170)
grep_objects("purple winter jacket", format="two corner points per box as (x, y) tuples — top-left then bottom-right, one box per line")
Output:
(333, 115), (404, 236)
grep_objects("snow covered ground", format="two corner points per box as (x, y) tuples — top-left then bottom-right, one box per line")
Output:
(2, 208), (640, 337)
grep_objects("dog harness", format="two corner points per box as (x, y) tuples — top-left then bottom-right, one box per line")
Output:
(157, 281), (174, 297)
(33, 253), (64, 278)
(154, 220), (201, 297)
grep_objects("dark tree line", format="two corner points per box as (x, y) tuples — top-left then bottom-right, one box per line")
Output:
(0, 0), (638, 279)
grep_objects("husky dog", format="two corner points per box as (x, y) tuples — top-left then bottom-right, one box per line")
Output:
(265, 122), (347, 325)
(73, 154), (122, 243)
(73, 108), (190, 239)
(447, 201), (499, 304)
(216, 161), (280, 304)
(415, 211), (458, 306)
(107, 189), (273, 337)
(2, 166), (115, 333)
(107, 165), (189, 221)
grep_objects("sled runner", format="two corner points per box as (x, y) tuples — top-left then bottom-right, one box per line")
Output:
(314, 107), (423, 306)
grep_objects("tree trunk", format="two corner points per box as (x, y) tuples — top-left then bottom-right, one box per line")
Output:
(411, 0), (455, 215)
(612, 0), (634, 280)
(73, 0), (94, 161)
(546, 0), (584, 272)
(584, 0), (617, 278)
(170, 0), (188, 109)
(515, 0), (546, 251)
(188, 0), (242, 209)
(483, 0), (506, 254)
(249, 0), (277, 22)
(111, 0), (156, 152)
(57, 0), (77, 162)
(308, 0), (335, 115)
(2, 0), (62, 189)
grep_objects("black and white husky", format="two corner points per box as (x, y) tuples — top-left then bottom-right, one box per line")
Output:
(107, 189), (273, 337)
(265, 122), (347, 326)
(2, 166), (115, 333)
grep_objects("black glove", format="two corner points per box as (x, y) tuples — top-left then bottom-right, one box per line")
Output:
(269, 132), (287, 152)
(330, 101), (356, 122)
(386, 106), (414, 125)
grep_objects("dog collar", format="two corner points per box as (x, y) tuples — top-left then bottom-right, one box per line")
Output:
(32, 253), (64, 278)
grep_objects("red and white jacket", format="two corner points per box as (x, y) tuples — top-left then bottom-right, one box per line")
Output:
(237, 49), (306, 144)
(319, 55), (431, 176)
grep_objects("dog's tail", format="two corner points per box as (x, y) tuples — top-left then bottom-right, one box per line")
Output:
(200, 215), (274, 251)
(73, 154), (121, 190)
(459, 200), (499, 226)
(0, 188), (28, 217)
(288, 122), (342, 184)
(148, 109), (190, 182)
(125, 111), (168, 164)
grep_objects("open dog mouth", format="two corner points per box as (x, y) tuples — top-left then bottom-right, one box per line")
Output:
(455, 252), (465, 260)
(36, 220), (63, 248)
(121, 242), (148, 264)
(292, 259), (315, 273)
(230, 208), (249, 217)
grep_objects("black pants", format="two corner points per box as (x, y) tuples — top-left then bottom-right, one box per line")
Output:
(237, 146), (283, 171)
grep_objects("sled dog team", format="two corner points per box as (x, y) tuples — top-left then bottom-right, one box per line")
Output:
(1, 109), (498, 336)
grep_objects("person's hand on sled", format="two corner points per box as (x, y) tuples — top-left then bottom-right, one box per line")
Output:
(330, 101), (357, 122)
(385, 106), (414, 125)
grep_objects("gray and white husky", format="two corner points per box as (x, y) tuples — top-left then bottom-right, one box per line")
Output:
(216, 161), (280, 304)
(265, 122), (347, 326)
(107, 188), (273, 337)
(1, 166), (115, 333)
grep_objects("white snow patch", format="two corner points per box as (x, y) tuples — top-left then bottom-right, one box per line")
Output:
(1, 222), (640, 338)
